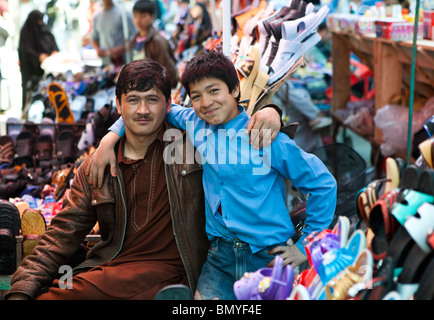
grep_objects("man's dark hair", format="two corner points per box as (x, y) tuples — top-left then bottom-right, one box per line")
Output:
(133, 0), (156, 15)
(180, 51), (240, 102)
(116, 58), (171, 102)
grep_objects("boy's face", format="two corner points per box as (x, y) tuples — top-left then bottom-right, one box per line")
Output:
(133, 11), (155, 33)
(116, 87), (171, 138)
(189, 78), (240, 126)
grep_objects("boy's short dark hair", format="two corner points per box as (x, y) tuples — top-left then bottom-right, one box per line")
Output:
(133, 0), (156, 15)
(181, 51), (240, 102)
(116, 59), (171, 102)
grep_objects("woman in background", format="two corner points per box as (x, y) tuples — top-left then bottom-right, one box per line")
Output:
(18, 10), (58, 111)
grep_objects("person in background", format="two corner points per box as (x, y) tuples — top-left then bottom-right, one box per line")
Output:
(18, 10), (58, 110)
(130, 0), (178, 88)
(91, 0), (136, 67)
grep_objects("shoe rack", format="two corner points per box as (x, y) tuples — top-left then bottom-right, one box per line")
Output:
(330, 31), (434, 175)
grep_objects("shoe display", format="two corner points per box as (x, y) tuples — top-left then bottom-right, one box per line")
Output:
(0, 135), (14, 164)
(47, 82), (75, 124)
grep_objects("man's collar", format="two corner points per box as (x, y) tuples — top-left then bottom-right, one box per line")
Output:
(117, 121), (167, 164)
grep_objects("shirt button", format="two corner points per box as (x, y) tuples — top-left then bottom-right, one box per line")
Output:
(92, 200), (97, 205)
(181, 170), (187, 176)
(235, 242), (242, 248)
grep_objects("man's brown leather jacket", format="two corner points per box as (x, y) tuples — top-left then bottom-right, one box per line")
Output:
(6, 129), (209, 299)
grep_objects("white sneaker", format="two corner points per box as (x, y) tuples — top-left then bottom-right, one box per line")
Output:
(267, 6), (329, 84)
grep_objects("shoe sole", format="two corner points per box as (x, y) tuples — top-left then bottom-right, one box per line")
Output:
(21, 209), (47, 258)
(268, 32), (321, 85)
(48, 82), (75, 124)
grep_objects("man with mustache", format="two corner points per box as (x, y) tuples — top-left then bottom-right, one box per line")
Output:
(5, 58), (282, 300)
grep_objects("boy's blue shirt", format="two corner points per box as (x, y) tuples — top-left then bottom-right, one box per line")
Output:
(109, 104), (337, 254)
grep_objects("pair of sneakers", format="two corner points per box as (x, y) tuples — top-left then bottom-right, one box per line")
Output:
(263, 6), (329, 85)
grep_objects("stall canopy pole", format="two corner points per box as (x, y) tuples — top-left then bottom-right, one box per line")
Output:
(222, 0), (231, 57)
(407, 0), (421, 166)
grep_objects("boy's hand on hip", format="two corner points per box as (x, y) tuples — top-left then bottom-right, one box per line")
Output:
(268, 244), (307, 268)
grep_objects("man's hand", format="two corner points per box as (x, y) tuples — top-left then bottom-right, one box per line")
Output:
(85, 131), (120, 188)
(245, 107), (281, 149)
(268, 244), (307, 268)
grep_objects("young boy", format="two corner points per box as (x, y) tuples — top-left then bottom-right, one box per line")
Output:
(91, 52), (337, 300)
(131, 0), (178, 88)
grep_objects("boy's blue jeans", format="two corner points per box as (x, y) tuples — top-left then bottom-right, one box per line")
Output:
(194, 237), (285, 300)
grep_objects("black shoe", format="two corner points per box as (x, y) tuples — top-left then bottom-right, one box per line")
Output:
(0, 200), (21, 274)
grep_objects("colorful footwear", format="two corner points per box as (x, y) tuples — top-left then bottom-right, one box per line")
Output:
(332, 215), (350, 248)
(21, 208), (46, 258)
(0, 200), (21, 274)
(236, 45), (261, 102)
(392, 189), (434, 225)
(385, 157), (400, 193)
(250, 256), (294, 300)
(399, 164), (423, 190)
(246, 69), (269, 115)
(267, 6), (329, 84)
(47, 82), (75, 123)
(404, 202), (434, 254)
(316, 230), (366, 285)
(13, 130), (35, 168)
(287, 284), (311, 300)
(419, 137), (434, 168)
(154, 284), (193, 300)
(0, 135), (14, 164)
(235, 255), (293, 300)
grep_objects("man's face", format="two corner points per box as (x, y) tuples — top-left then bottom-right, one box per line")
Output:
(133, 11), (155, 33)
(116, 87), (171, 138)
(189, 78), (240, 126)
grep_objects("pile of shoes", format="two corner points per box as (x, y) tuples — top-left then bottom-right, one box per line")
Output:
(230, 0), (329, 115)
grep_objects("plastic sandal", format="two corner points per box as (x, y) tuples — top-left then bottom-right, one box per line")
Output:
(392, 189), (434, 225)
(0, 135), (14, 164)
(404, 202), (434, 254)
(419, 137), (434, 169)
(35, 134), (53, 169)
(236, 45), (260, 102)
(287, 284), (311, 300)
(385, 157), (400, 194)
(267, 5), (329, 84)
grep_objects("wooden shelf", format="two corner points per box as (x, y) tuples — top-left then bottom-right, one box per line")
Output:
(331, 31), (434, 173)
